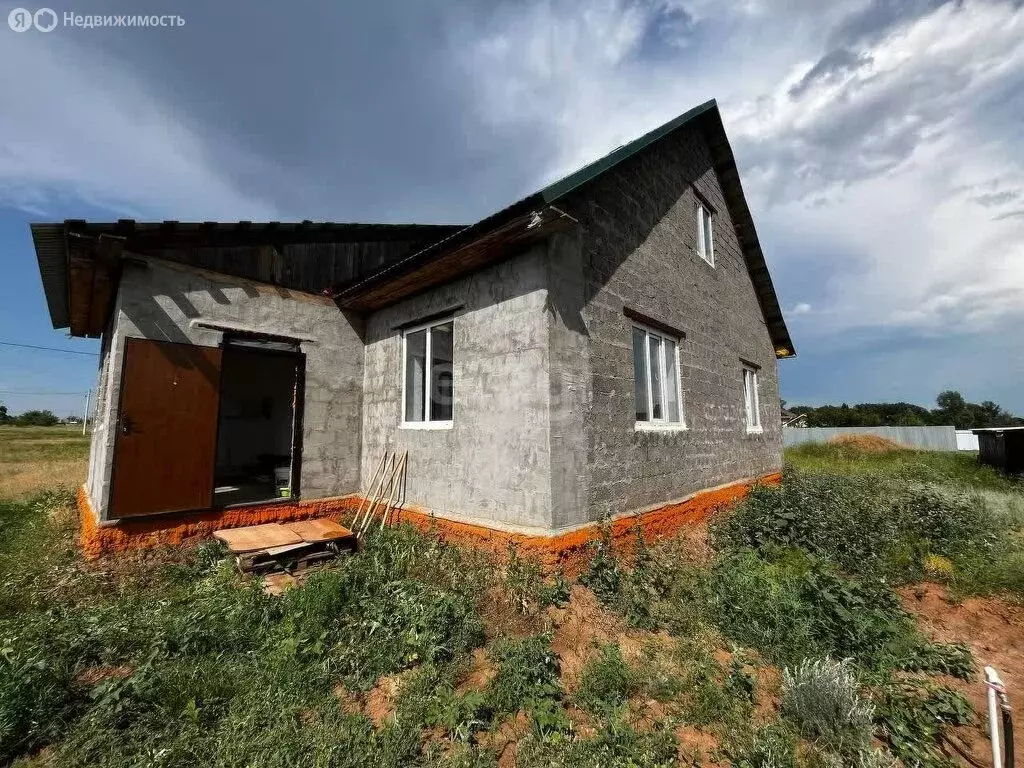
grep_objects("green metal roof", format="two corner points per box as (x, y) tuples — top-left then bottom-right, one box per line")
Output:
(538, 99), (718, 203)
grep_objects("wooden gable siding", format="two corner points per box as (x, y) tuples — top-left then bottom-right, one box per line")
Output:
(143, 238), (444, 296)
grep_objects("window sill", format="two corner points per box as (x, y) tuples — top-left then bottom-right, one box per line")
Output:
(400, 421), (453, 431)
(635, 422), (687, 432)
(745, 427), (764, 435)
(694, 249), (715, 268)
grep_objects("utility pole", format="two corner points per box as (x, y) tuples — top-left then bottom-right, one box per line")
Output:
(82, 388), (91, 436)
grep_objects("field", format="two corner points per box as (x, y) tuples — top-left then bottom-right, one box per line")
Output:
(1, 432), (1022, 767)
(0, 426), (90, 500)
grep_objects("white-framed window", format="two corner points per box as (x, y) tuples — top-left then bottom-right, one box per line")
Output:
(696, 200), (714, 266)
(632, 324), (684, 429)
(402, 318), (454, 429)
(742, 365), (762, 433)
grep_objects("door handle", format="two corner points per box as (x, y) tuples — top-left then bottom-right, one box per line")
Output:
(121, 414), (134, 435)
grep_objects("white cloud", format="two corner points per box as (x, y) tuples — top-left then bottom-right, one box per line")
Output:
(0, 33), (279, 220)
(734, 1), (1024, 335)
(459, 0), (1024, 338)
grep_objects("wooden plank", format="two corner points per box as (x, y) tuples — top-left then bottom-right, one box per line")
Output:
(286, 518), (353, 543)
(214, 523), (303, 553)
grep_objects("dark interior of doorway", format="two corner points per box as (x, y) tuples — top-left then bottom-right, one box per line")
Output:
(213, 340), (302, 507)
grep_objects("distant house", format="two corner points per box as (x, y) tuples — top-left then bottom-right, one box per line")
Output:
(780, 408), (806, 427)
(32, 99), (794, 556)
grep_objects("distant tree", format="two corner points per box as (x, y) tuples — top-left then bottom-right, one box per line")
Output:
(0, 402), (9, 425)
(786, 392), (1024, 430)
(936, 391), (967, 412)
(16, 409), (59, 427)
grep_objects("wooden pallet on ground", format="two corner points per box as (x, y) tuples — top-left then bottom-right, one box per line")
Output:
(214, 518), (356, 574)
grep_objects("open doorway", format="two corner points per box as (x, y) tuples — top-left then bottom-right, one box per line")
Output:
(213, 339), (303, 506)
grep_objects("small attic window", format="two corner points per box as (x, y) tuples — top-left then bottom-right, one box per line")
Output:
(696, 200), (714, 266)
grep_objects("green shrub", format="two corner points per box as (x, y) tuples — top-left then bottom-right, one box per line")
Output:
(394, 662), (486, 741)
(713, 472), (903, 578)
(578, 526), (622, 603)
(484, 633), (566, 734)
(726, 722), (798, 768)
(873, 677), (973, 768)
(714, 470), (1010, 585)
(282, 569), (483, 689)
(574, 642), (639, 714)
(0, 519), (492, 766)
(517, 718), (678, 768)
(900, 642), (974, 679)
(780, 657), (873, 756)
(706, 551), (920, 669)
(503, 549), (570, 613)
(0, 629), (82, 762)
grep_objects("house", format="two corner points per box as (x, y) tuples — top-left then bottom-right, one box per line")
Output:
(31, 99), (794, 560)
(780, 407), (806, 427)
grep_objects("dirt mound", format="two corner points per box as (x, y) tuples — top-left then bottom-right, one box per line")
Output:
(829, 434), (907, 452)
(332, 671), (408, 728)
(676, 726), (726, 767)
(455, 648), (497, 694)
(898, 583), (1024, 762)
(548, 585), (633, 690)
(477, 712), (530, 768)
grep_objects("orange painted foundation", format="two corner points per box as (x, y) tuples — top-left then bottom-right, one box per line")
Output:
(77, 486), (362, 559)
(77, 472), (780, 565)
(391, 472), (781, 573)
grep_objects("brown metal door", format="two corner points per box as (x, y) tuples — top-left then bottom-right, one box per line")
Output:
(110, 338), (223, 518)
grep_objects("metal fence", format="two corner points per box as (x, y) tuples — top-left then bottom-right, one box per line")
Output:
(955, 430), (980, 451)
(782, 425), (959, 451)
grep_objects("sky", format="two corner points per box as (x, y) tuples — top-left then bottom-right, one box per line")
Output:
(1, 0), (1023, 418)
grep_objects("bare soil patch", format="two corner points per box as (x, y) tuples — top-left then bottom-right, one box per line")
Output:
(899, 582), (1024, 762)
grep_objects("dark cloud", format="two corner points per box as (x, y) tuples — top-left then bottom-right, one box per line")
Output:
(827, 0), (960, 48)
(736, 1), (1017, 205)
(638, 3), (699, 55)
(788, 48), (872, 99)
(994, 209), (1024, 220)
(973, 190), (1020, 206)
(45, 0), (560, 223)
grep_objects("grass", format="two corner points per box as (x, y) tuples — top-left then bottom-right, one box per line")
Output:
(785, 441), (1023, 492)
(0, 426), (90, 500)
(1, 437), (1020, 766)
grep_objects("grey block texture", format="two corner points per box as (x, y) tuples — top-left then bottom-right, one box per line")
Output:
(549, 119), (784, 526)
(86, 257), (364, 521)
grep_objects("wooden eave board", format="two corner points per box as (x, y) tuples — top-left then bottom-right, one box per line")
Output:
(214, 523), (303, 553)
(286, 518), (353, 542)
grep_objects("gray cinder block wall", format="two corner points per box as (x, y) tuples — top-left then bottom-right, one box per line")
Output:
(357, 119), (782, 533)
(548, 121), (783, 526)
(86, 123), (782, 532)
(360, 245), (556, 531)
(86, 257), (364, 521)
